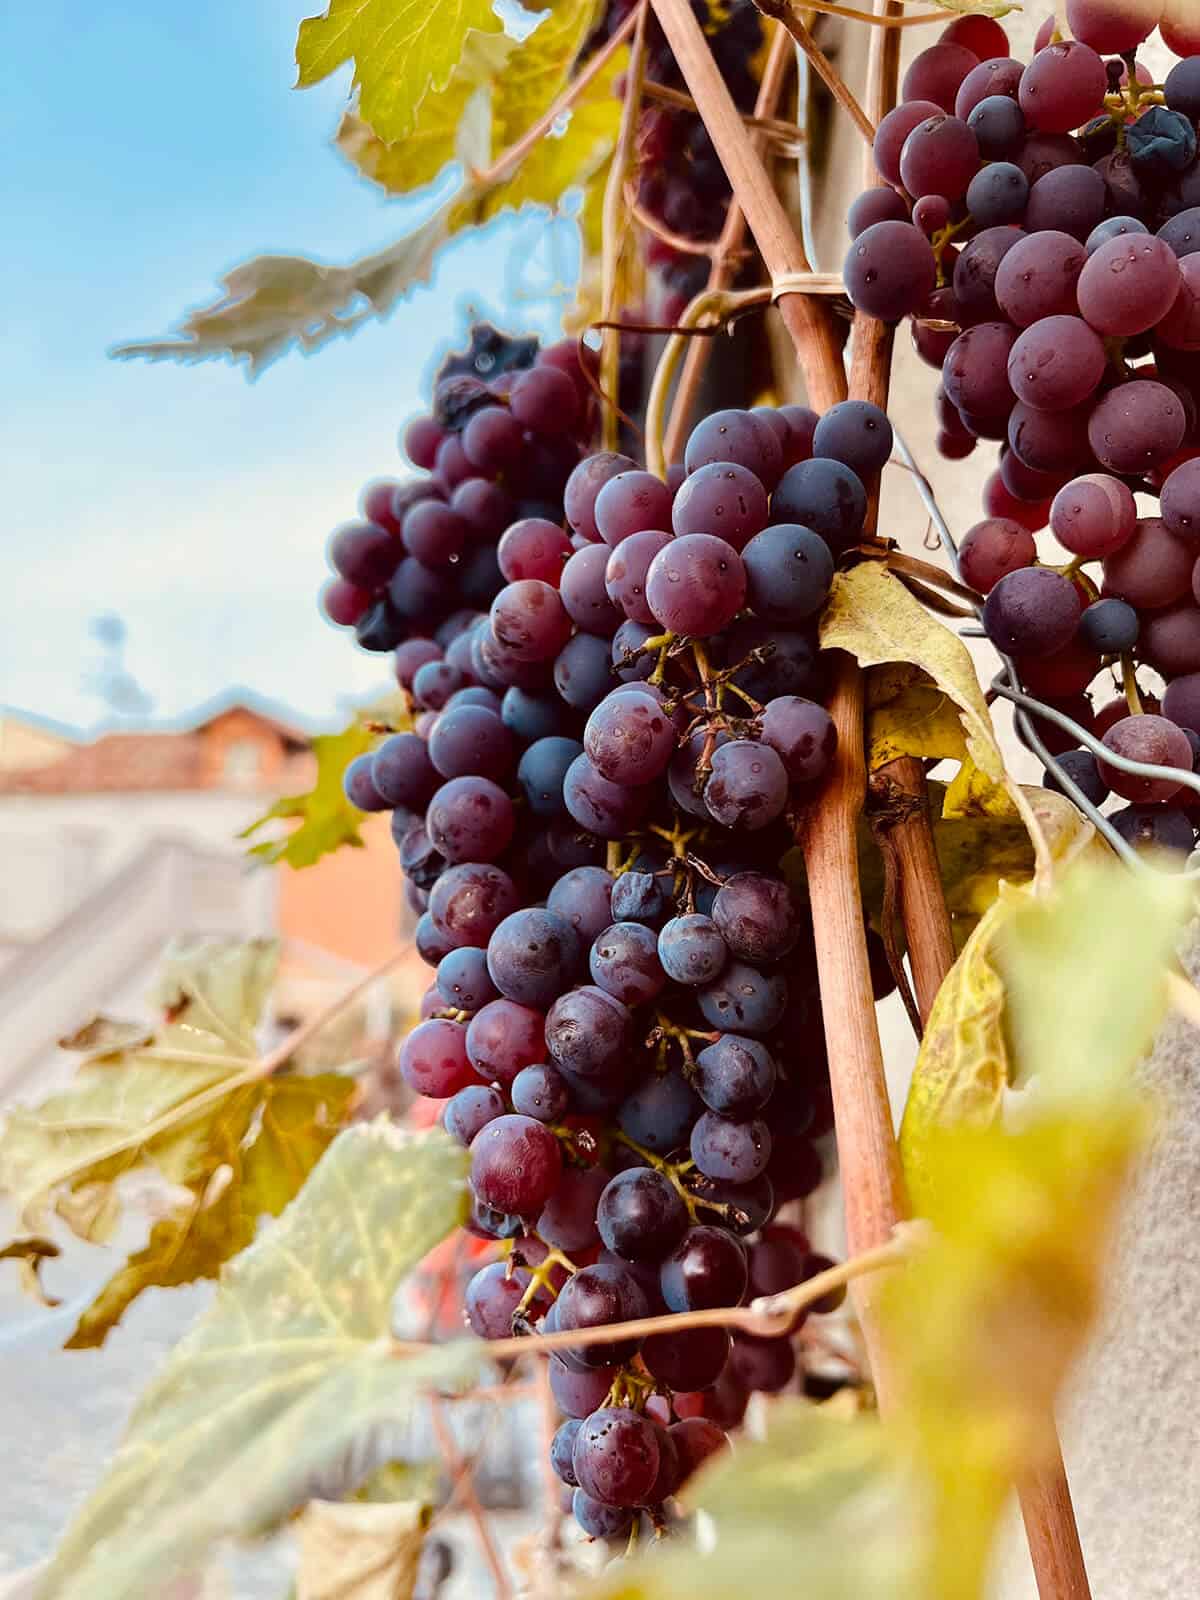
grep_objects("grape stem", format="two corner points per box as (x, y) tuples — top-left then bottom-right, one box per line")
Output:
(599, 0), (649, 453)
(1121, 654), (1144, 716)
(431, 1226), (924, 1362)
(754, 0), (877, 145)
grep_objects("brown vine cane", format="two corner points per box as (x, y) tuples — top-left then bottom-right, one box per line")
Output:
(647, 0), (906, 1404)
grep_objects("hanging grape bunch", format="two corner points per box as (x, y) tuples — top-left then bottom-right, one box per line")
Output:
(319, 316), (907, 1535)
(845, 4), (1200, 858)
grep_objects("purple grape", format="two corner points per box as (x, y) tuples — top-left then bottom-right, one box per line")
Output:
(563, 752), (651, 839)
(610, 870), (668, 924)
(740, 523), (835, 624)
(572, 1490), (633, 1539)
(660, 1225), (748, 1312)
(560, 544), (622, 636)
(589, 921), (667, 1006)
(704, 740), (789, 831)
(617, 1068), (702, 1156)
(584, 689), (676, 785)
(847, 187), (910, 238)
(556, 1263), (650, 1368)
(429, 862), (520, 947)
(444, 1083), (506, 1145)
(436, 947), (499, 1013)
(697, 961), (787, 1034)
(545, 985), (633, 1079)
(685, 408), (781, 483)
(536, 1164), (610, 1254)
(517, 736), (583, 816)
(466, 998), (546, 1086)
(596, 1168), (689, 1261)
(982, 567), (1082, 657)
(711, 872), (799, 963)
(690, 1111), (772, 1182)
(565, 452), (638, 542)
(554, 631), (614, 711)
(547, 866), (615, 944)
(644, 533), (746, 637)
(426, 776), (515, 863)
(550, 1357), (621, 1417)
(694, 1034), (776, 1117)
(399, 1018), (478, 1097)
(428, 705), (515, 781)
(470, 1113), (562, 1216)
(487, 908), (582, 1009)
(759, 696), (837, 784)
(343, 753), (389, 812)
(511, 1062), (570, 1123)
(594, 470), (674, 548)
(844, 221), (937, 321)
(671, 461), (769, 550)
(658, 915), (728, 987)
(490, 580), (573, 663)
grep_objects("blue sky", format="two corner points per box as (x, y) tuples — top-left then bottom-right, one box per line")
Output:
(0, 0), (575, 731)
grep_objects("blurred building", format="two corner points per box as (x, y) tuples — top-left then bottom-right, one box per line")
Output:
(0, 693), (421, 1097)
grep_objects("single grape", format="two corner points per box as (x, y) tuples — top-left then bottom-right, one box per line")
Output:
(812, 400), (895, 479)
(554, 631), (615, 711)
(1066, 0), (1161, 51)
(994, 230), (1087, 327)
(547, 865), (616, 944)
(771, 458), (868, 552)
(517, 735), (584, 817)
(1111, 805), (1197, 856)
(847, 187), (909, 238)
(556, 1262), (650, 1368)
(486, 908), (581, 1010)
(415, 913), (455, 968)
(563, 752), (652, 839)
(596, 1168), (689, 1261)
(618, 1066), (703, 1156)
(643, 1326), (732, 1392)
(942, 13), (1009, 59)
(1087, 215), (1149, 255)
(428, 706), (515, 782)
(671, 461), (769, 549)
(490, 579), (573, 663)
(1139, 603), (1200, 676)
(426, 776), (515, 863)
(1099, 714), (1194, 803)
(551, 1420), (582, 1487)
(550, 1357), (622, 1418)
(502, 685), (568, 743)
(594, 471), (674, 549)
(704, 739), (789, 831)
(1104, 518), (1196, 609)
(572, 1408), (661, 1509)
(644, 533), (747, 636)
(1165, 56), (1200, 122)
(444, 1083), (506, 1145)
(902, 43), (982, 116)
(690, 1111), (772, 1182)
(510, 364), (580, 437)
(759, 695), (838, 783)
(465, 997), (546, 1085)
(1025, 163), (1106, 241)
(740, 523), (835, 623)
(470, 1113), (562, 1217)
(511, 1062), (570, 1123)
(913, 194), (952, 237)
(564, 452), (638, 542)
(967, 93), (1028, 159)
(670, 1418), (730, 1485)
(953, 225), (1024, 325)
(1077, 235), (1183, 337)
(571, 1490), (633, 1539)
(436, 947), (500, 1014)
(1019, 41), (1107, 135)
(686, 408), (783, 485)
(958, 518), (1037, 593)
(694, 1034), (777, 1117)
(1078, 597), (1139, 654)
(966, 161), (1029, 226)
(698, 960), (787, 1034)
(1007, 401), (1093, 474)
(1007, 315), (1106, 413)
(429, 862), (520, 947)
(545, 985), (633, 1079)
(611, 870), (669, 924)
(844, 221), (937, 321)
(711, 872), (799, 963)
(1050, 474), (1137, 558)
(604, 530), (671, 625)
(584, 689), (676, 785)
(983, 567), (1081, 658)
(537, 1164), (610, 1254)
(589, 921), (667, 1007)
(399, 1018), (478, 1098)
(1087, 381), (1187, 475)
(1162, 458), (1200, 541)
(873, 100), (946, 186)
(942, 322), (1018, 418)
(497, 517), (572, 585)
(660, 1225), (749, 1311)
(464, 1260), (546, 1340)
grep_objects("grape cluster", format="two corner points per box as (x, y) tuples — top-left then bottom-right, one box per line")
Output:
(319, 324), (597, 653)
(844, 6), (1200, 856)
(590, 0), (765, 321)
(320, 382), (900, 1539)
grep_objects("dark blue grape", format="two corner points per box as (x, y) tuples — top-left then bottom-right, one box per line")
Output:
(596, 1168), (689, 1261)
(517, 736), (584, 816)
(617, 1067), (702, 1155)
(693, 1034), (777, 1116)
(501, 686), (569, 743)
(698, 961), (787, 1034)
(436, 947), (499, 1013)
(511, 1062), (570, 1122)
(546, 866), (614, 944)
(1079, 597), (1139, 653)
(770, 459), (867, 554)
(444, 1084), (505, 1145)
(487, 908), (581, 1009)
(589, 922), (667, 1006)
(658, 914), (728, 986)
(740, 523), (835, 624)
(690, 1111), (772, 1182)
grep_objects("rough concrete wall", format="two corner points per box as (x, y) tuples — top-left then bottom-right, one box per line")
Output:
(995, 943), (1200, 1598)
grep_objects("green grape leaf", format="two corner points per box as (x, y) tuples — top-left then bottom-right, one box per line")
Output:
(34, 1123), (477, 1600)
(928, 0), (1018, 17)
(295, 1497), (428, 1600)
(295, 0), (505, 146)
(0, 939), (356, 1347)
(240, 720), (376, 869)
(110, 209), (450, 376)
(820, 563), (1014, 820)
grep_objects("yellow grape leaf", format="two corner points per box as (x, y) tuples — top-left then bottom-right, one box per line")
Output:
(929, 0), (1018, 17)
(820, 563), (1013, 820)
(67, 1073), (356, 1350)
(335, 31), (518, 196)
(867, 664), (966, 771)
(931, 786), (1102, 921)
(240, 720), (375, 869)
(898, 896), (1013, 1216)
(111, 209), (450, 376)
(0, 1237), (63, 1307)
(491, 0), (605, 153)
(295, 0), (505, 147)
(453, 43), (627, 229)
(295, 1499), (427, 1600)
(34, 1124), (479, 1600)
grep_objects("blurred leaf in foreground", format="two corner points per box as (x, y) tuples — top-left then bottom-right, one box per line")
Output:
(35, 1123), (477, 1600)
(0, 939), (355, 1347)
(295, 1498), (427, 1600)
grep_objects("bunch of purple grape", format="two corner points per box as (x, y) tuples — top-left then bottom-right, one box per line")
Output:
(588, 0), (765, 321)
(318, 324), (598, 652)
(843, 4), (1200, 856)
(320, 385), (901, 1540)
